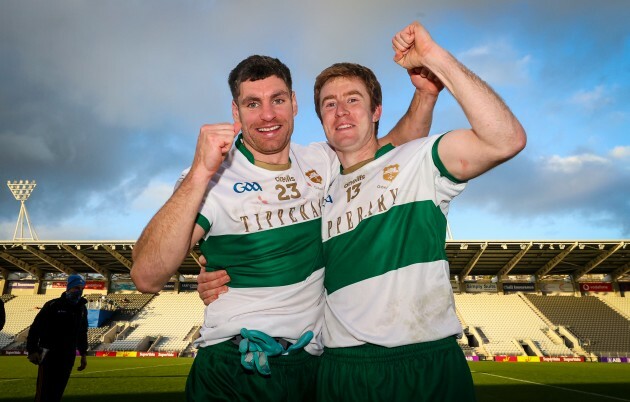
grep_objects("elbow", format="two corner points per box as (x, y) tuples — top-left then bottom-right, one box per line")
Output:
(513, 124), (527, 154)
(500, 123), (527, 161)
(130, 264), (161, 294)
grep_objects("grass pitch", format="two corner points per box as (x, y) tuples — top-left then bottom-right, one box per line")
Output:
(1, 357), (629, 401)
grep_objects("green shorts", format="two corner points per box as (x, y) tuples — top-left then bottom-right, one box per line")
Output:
(186, 340), (319, 402)
(317, 336), (476, 402)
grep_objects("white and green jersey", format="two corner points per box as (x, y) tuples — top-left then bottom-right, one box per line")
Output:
(190, 135), (338, 355)
(321, 134), (466, 348)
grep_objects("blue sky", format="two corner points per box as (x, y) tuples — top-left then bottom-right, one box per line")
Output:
(0, 0), (628, 241)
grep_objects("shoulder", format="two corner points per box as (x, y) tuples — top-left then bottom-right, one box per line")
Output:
(291, 141), (339, 177)
(42, 298), (60, 310)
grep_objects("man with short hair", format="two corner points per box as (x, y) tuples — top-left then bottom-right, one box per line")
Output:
(27, 274), (88, 402)
(131, 54), (440, 401)
(312, 21), (526, 401)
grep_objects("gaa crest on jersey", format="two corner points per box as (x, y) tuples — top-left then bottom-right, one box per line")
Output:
(383, 164), (399, 181)
(305, 169), (323, 184)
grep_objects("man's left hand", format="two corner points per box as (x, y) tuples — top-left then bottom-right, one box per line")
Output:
(409, 66), (443, 97)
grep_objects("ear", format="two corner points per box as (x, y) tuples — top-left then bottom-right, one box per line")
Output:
(291, 91), (298, 117)
(372, 104), (383, 123)
(231, 100), (240, 123)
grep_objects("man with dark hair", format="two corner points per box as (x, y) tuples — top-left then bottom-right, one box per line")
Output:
(312, 21), (526, 401)
(27, 274), (88, 402)
(131, 54), (439, 401)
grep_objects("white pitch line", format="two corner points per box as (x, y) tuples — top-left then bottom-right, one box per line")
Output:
(74, 362), (190, 375)
(0, 362), (190, 383)
(472, 371), (630, 401)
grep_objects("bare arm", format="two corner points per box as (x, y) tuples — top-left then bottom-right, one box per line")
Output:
(392, 22), (526, 181)
(131, 123), (239, 293)
(379, 66), (444, 147)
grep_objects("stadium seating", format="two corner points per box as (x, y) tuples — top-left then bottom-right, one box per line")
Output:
(2, 290), (628, 358)
(85, 293), (155, 321)
(455, 293), (575, 357)
(0, 295), (56, 349)
(595, 294), (630, 320)
(525, 295), (630, 355)
(106, 292), (205, 353)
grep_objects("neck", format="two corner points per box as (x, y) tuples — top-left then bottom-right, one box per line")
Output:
(336, 138), (379, 172)
(244, 142), (291, 165)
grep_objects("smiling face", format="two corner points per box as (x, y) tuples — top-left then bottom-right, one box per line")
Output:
(318, 76), (382, 159)
(232, 75), (297, 164)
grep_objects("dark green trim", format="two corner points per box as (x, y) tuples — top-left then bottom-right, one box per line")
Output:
(375, 143), (395, 159)
(431, 133), (466, 184)
(200, 219), (324, 288)
(235, 134), (255, 164)
(323, 201), (447, 294)
(195, 213), (211, 233)
(339, 143), (396, 174)
(235, 133), (292, 166)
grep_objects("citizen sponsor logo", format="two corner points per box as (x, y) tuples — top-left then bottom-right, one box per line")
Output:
(275, 175), (296, 183)
(233, 182), (262, 193)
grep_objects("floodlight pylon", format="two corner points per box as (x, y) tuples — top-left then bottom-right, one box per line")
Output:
(7, 180), (39, 241)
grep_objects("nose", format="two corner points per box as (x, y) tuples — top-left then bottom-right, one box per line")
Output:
(260, 101), (276, 121)
(335, 103), (349, 118)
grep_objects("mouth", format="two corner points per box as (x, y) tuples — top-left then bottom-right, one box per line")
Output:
(336, 123), (354, 131)
(257, 125), (281, 134)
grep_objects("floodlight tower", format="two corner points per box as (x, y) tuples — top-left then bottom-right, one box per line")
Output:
(7, 180), (39, 241)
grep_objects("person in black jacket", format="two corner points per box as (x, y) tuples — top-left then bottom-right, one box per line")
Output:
(0, 298), (5, 331)
(27, 274), (88, 402)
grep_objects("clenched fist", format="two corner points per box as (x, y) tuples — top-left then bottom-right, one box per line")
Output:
(392, 21), (438, 71)
(190, 122), (241, 179)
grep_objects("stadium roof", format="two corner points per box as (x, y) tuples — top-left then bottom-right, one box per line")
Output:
(1, 240), (628, 282)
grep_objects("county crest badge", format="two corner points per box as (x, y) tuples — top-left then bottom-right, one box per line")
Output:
(383, 164), (399, 181)
(305, 169), (323, 184)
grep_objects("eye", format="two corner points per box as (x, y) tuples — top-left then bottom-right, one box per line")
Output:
(348, 97), (359, 104)
(272, 98), (286, 105)
(246, 102), (259, 109)
(323, 100), (336, 109)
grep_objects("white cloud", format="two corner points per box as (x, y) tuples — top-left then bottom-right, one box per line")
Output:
(544, 153), (610, 174)
(130, 181), (173, 213)
(458, 146), (630, 236)
(457, 40), (531, 86)
(569, 85), (613, 111)
(610, 146), (630, 160)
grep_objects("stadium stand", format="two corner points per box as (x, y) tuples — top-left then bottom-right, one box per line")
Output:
(455, 293), (575, 357)
(0, 294), (15, 303)
(525, 295), (630, 356)
(0, 295), (56, 349)
(595, 294), (630, 319)
(87, 325), (113, 350)
(85, 293), (154, 321)
(105, 292), (205, 353)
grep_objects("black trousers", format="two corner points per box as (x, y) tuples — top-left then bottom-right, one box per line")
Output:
(34, 350), (75, 402)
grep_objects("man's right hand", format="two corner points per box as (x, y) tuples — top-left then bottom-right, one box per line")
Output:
(27, 352), (41, 365)
(190, 122), (241, 180)
(197, 255), (230, 306)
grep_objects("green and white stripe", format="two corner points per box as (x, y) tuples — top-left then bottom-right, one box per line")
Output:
(321, 134), (465, 348)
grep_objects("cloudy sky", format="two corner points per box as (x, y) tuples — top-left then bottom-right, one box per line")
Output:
(0, 0), (628, 241)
